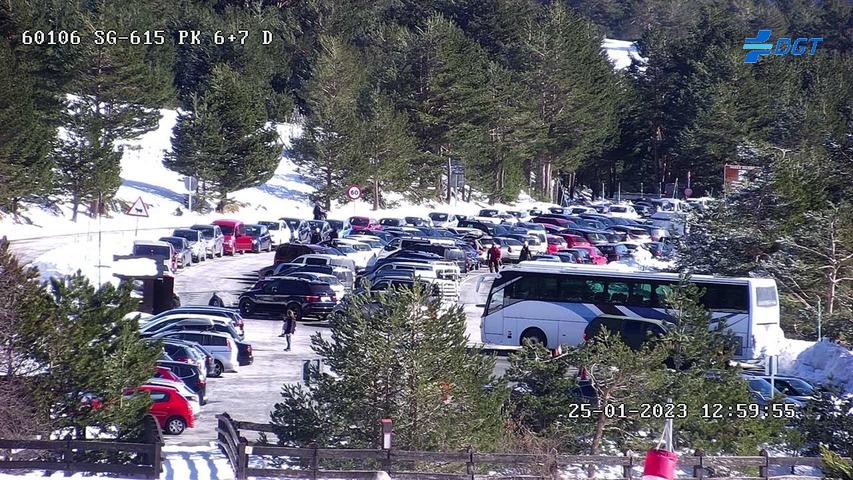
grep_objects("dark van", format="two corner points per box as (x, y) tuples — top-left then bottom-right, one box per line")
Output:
(274, 243), (340, 265)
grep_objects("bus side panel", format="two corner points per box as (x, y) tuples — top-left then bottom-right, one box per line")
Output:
(505, 301), (568, 349)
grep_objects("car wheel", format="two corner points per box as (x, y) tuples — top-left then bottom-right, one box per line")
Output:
(217, 246), (224, 258)
(267, 242), (272, 252)
(239, 299), (254, 316)
(286, 302), (303, 321)
(165, 416), (186, 435)
(520, 328), (547, 347)
(212, 360), (224, 378)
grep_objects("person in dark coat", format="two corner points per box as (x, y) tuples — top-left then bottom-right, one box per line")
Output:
(519, 242), (532, 262)
(329, 228), (339, 240)
(279, 309), (297, 351)
(313, 204), (326, 220)
(208, 292), (224, 307)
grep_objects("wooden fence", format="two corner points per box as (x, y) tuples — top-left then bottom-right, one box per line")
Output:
(0, 415), (163, 478)
(215, 413), (829, 480)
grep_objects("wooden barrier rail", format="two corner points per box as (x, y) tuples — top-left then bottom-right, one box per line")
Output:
(215, 413), (832, 480)
(0, 415), (162, 478)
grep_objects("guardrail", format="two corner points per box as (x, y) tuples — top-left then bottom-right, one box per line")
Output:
(215, 413), (830, 480)
(0, 417), (163, 478)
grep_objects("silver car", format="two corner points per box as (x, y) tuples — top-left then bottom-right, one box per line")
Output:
(189, 224), (225, 258)
(172, 228), (208, 263)
(159, 236), (193, 268)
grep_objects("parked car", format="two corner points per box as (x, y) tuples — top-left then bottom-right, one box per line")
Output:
(159, 236), (193, 268)
(572, 245), (608, 265)
(284, 272), (347, 300)
(238, 277), (338, 320)
(273, 243), (341, 265)
(127, 384), (194, 435)
(561, 248), (592, 264)
(608, 205), (640, 219)
(349, 216), (382, 233)
(298, 220), (334, 244)
(279, 218), (304, 243)
(150, 318), (244, 344)
(428, 212), (458, 228)
(144, 379), (201, 415)
(212, 219), (254, 255)
(155, 330), (240, 376)
(597, 243), (631, 263)
(257, 220), (292, 246)
(245, 224), (273, 253)
(379, 218), (407, 228)
(743, 374), (817, 402)
(545, 235), (568, 254)
(325, 219), (353, 238)
(132, 240), (176, 273)
(154, 339), (209, 376)
(189, 224), (225, 258)
(154, 306), (245, 337)
(291, 253), (357, 272)
(646, 241), (674, 259)
(171, 228), (207, 263)
(155, 361), (207, 406)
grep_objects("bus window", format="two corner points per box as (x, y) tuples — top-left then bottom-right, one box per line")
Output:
(652, 283), (672, 308)
(607, 282), (630, 303)
(629, 282), (652, 306)
(699, 284), (748, 312)
(486, 288), (505, 315)
(560, 278), (588, 302)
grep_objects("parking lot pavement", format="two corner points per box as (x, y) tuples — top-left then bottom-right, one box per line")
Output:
(169, 255), (509, 446)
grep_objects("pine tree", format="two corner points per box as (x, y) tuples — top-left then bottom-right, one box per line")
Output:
(290, 36), (365, 211)
(355, 91), (418, 210)
(52, 3), (169, 221)
(271, 286), (507, 451)
(0, 39), (54, 218)
(32, 274), (160, 440)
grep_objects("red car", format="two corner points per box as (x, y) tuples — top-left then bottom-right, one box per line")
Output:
(532, 216), (574, 228)
(127, 384), (194, 435)
(572, 245), (608, 265)
(546, 234), (568, 254)
(212, 219), (254, 255)
(349, 216), (381, 232)
(154, 366), (181, 383)
(560, 234), (592, 248)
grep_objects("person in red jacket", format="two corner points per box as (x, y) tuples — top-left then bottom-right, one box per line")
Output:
(487, 244), (502, 273)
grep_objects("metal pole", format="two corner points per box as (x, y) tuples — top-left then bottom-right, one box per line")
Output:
(601, 181), (605, 200)
(188, 190), (192, 212)
(618, 183), (621, 202)
(447, 157), (452, 203)
(687, 171), (691, 188)
(640, 182), (644, 197)
(817, 298), (822, 340)
(98, 193), (102, 287)
(672, 179), (678, 199)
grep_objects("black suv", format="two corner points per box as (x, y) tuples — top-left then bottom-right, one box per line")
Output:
(155, 360), (207, 405)
(297, 220), (334, 244)
(238, 277), (337, 320)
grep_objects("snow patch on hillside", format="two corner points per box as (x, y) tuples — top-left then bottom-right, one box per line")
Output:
(779, 339), (853, 393)
(603, 38), (644, 70)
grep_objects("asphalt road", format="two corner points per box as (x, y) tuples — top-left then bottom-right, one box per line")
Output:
(6, 236), (512, 447)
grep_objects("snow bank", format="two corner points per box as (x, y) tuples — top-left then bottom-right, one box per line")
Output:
(780, 339), (853, 393)
(113, 257), (160, 277)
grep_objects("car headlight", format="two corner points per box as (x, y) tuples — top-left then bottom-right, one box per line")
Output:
(252, 239), (258, 244)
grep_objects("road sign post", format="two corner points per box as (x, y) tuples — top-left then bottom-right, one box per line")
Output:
(184, 177), (198, 211)
(345, 184), (362, 215)
(126, 197), (149, 236)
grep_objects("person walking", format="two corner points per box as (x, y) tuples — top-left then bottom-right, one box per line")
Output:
(487, 244), (502, 273)
(279, 309), (297, 351)
(519, 242), (532, 262)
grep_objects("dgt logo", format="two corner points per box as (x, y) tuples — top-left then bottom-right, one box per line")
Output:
(742, 30), (822, 63)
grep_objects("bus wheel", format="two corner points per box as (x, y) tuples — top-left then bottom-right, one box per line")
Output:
(520, 328), (547, 347)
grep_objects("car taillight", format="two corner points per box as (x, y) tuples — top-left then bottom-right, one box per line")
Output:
(582, 332), (587, 341)
(246, 345), (252, 354)
(226, 339), (231, 349)
(305, 295), (320, 302)
(197, 379), (206, 388)
(330, 296), (337, 302)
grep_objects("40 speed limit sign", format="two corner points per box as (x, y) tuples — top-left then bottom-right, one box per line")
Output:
(345, 184), (362, 201)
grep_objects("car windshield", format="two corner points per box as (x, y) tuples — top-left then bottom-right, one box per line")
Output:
(429, 213), (448, 221)
(245, 226), (261, 236)
(480, 210), (498, 217)
(748, 378), (781, 397)
(173, 231), (195, 241)
(195, 227), (214, 238)
(162, 239), (182, 249)
(779, 378), (815, 396)
(611, 206), (627, 212)
(548, 237), (566, 245)
(338, 245), (356, 253)
(219, 225), (234, 235)
(283, 219), (300, 229)
(327, 220), (343, 229)
(259, 221), (279, 230)
(351, 217), (369, 226)
(308, 221), (325, 229)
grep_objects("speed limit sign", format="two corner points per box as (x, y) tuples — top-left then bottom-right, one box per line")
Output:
(345, 184), (362, 201)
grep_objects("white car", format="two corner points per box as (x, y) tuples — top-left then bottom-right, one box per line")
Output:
(258, 220), (292, 246)
(492, 237), (523, 262)
(346, 235), (386, 255)
(506, 210), (531, 222)
(608, 205), (640, 220)
(171, 228), (208, 263)
(286, 272), (347, 299)
(428, 212), (458, 228)
(154, 330), (240, 375)
(331, 238), (375, 270)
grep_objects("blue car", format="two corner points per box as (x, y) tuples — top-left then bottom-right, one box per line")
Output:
(326, 219), (353, 238)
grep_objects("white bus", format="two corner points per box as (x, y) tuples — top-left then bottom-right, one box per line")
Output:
(479, 266), (783, 360)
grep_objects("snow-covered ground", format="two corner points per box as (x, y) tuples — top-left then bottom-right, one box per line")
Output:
(603, 38), (644, 70)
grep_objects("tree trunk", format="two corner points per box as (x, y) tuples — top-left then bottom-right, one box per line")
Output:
(827, 271), (836, 316)
(325, 169), (332, 212)
(71, 194), (80, 222)
(373, 177), (380, 211)
(217, 192), (227, 213)
(590, 410), (607, 454)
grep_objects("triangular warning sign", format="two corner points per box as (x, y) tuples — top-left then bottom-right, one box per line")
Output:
(126, 197), (149, 218)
